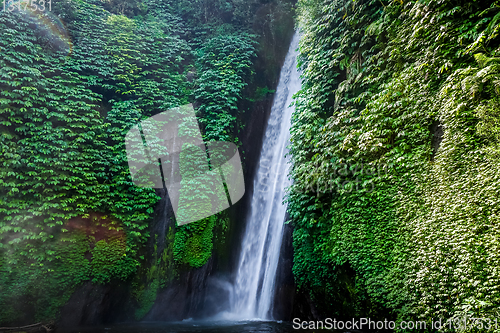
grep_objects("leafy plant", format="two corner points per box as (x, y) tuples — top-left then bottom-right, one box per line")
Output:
(289, 0), (500, 328)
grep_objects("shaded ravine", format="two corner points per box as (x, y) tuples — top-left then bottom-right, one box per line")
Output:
(225, 32), (301, 320)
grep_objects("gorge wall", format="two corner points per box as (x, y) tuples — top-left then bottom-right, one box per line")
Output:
(287, 0), (500, 325)
(0, 0), (297, 328)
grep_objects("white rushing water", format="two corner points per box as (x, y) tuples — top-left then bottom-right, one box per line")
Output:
(228, 32), (301, 320)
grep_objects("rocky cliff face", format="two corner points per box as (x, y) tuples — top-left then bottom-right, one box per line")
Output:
(55, 5), (297, 328)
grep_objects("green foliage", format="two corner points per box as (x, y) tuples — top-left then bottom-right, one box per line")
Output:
(159, 0), (269, 34)
(195, 33), (257, 142)
(0, 5), (165, 325)
(0, 0), (282, 323)
(248, 86), (276, 102)
(90, 237), (129, 283)
(173, 214), (227, 268)
(133, 278), (159, 320)
(132, 228), (176, 320)
(290, 0), (500, 328)
(0, 5), (189, 316)
(174, 218), (214, 268)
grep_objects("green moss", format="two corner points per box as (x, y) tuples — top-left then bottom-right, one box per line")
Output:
(0, 0), (292, 325)
(134, 279), (159, 320)
(131, 227), (178, 320)
(173, 216), (216, 268)
(289, 0), (500, 325)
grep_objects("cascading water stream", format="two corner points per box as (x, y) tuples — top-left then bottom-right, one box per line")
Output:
(228, 32), (301, 320)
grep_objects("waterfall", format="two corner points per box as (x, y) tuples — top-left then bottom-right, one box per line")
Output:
(229, 32), (301, 320)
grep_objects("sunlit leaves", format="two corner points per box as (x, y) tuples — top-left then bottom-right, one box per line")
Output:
(194, 33), (256, 142)
(289, 0), (500, 325)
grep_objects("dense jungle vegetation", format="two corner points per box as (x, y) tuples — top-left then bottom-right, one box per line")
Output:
(0, 0), (293, 325)
(289, 0), (500, 330)
(2, 0), (500, 330)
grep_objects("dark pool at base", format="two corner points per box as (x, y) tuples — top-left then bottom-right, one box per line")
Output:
(59, 320), (353, 333)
